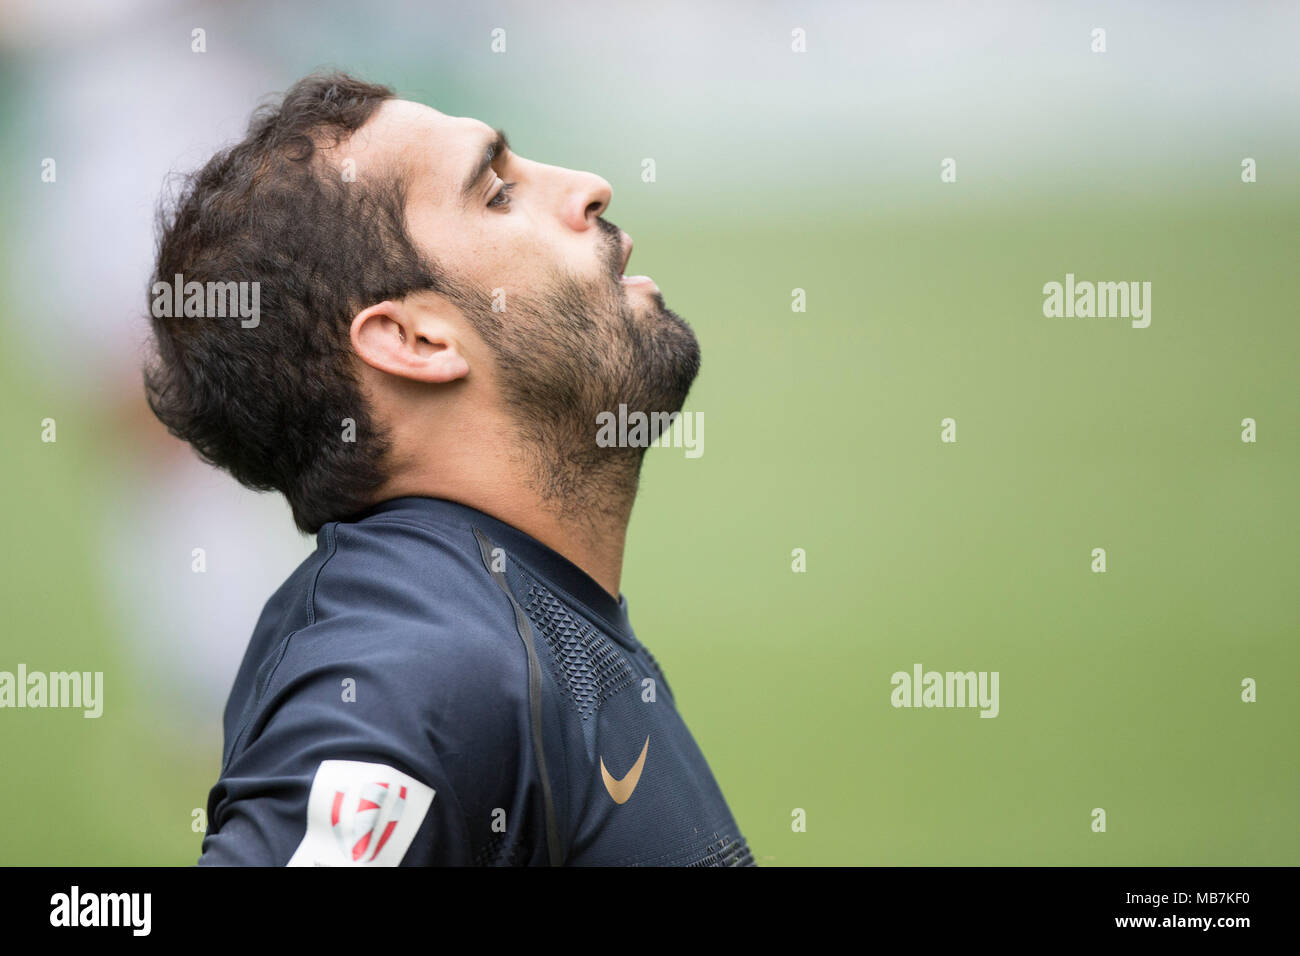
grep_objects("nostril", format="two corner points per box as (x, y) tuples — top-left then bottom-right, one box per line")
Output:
(585, 199), (605, 220)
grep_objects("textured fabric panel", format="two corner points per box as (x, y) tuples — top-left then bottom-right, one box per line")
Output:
(685, 834), (755, 867)
(520, 576), (637, 721)
(471, 827), (528, 867)
(620, 831), (756, 867)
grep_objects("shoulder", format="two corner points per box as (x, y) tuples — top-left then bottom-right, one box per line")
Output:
(244, 512), (531, 751)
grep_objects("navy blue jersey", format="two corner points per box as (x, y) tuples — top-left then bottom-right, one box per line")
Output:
(198, 496), (753, 866)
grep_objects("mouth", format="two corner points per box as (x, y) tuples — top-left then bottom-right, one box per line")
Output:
(617, 230), (657, 290)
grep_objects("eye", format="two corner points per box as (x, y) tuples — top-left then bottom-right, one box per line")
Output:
(488, 180), (515, 208)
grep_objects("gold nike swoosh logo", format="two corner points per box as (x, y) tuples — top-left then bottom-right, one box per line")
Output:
(600, 736), (649, 804)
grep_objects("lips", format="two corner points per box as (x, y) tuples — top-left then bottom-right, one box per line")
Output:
(615, 228), (657, 290)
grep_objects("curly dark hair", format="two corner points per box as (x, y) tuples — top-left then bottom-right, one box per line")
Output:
(143, 71), (458, 533)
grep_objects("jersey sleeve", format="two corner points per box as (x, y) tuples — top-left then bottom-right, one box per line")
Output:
(198, 625), (477, 867)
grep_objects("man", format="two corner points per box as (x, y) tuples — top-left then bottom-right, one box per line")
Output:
(144, 72), (752, 866)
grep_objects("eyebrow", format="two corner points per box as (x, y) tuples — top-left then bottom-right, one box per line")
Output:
(459, 128), (510, 204)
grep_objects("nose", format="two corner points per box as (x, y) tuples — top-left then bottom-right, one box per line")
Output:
(562, 169), (612, 231)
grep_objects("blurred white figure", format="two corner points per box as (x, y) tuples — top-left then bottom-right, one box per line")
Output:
(5, 4), (314, 718)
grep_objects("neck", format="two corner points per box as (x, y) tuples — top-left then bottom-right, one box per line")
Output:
(505, 484), (634, 599)
(381, 421), (640, 600)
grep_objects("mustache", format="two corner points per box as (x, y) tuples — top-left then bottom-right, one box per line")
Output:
(595, 217), (623, 280)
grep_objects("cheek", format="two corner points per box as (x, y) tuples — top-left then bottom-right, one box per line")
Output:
(465, 220), (552, 288)
(461, 217), (602, 291)
(548, 231), (611, 284)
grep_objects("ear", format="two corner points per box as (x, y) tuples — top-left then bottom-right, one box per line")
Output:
(350, 299), (471, 384)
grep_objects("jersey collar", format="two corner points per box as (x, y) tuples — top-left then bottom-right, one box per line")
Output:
(350, 495), (636, 644)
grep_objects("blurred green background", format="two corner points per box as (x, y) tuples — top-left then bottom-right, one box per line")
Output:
(1, 0), (1296, 865)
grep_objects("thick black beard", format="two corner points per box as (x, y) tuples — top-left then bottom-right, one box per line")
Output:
(465, 250), (701, 524)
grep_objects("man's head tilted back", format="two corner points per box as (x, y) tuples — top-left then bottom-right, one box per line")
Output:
(145, 71), (700, 535)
